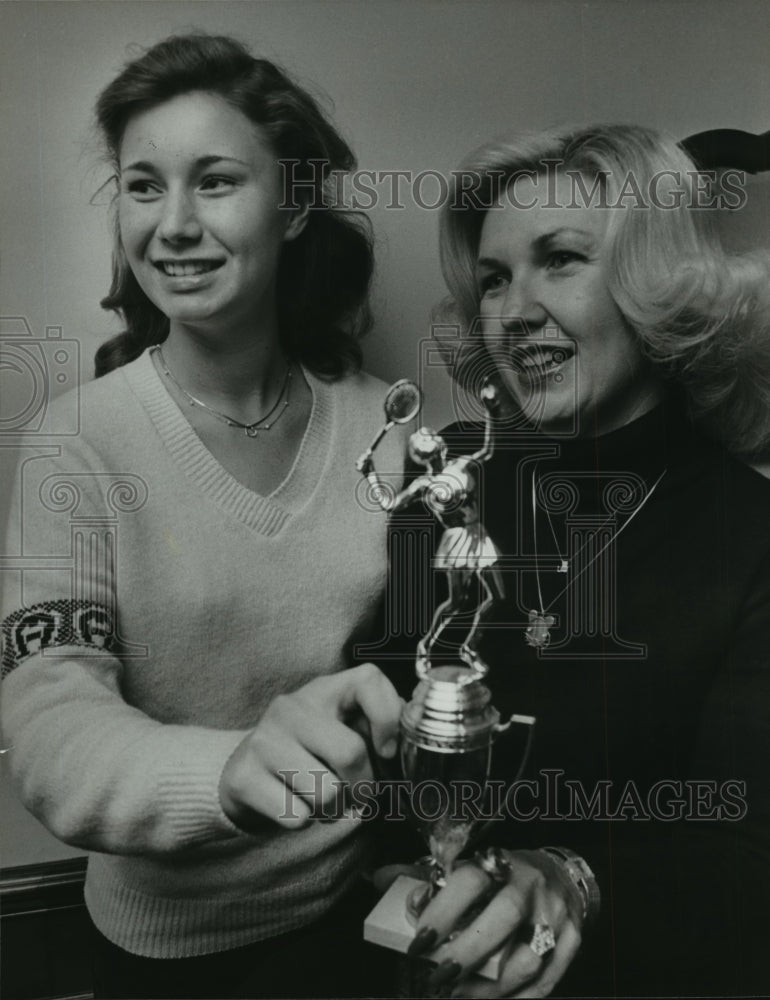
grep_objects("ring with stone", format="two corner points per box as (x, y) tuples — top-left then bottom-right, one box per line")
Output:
(528, 921), (557, 958)
(472, 846), (512, 885)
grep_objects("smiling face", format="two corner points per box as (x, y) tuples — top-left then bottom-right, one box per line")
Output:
(476, 171), (664, 436)
(117, 91), (305, 341)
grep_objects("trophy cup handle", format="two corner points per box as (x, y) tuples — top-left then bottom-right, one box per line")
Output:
(464, 713), (536, 852)
(495, 712), (536, 734)
(492, 712), (536, 792)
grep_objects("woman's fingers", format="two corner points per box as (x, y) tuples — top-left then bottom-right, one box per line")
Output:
(218, 742), (312, 832)
(412, 860), (496, 946)
(450, 921), (581, 999)
(219, 728), (346, 830)
(265, 694), (375, 788)
(430, 877), (530, 973)
(219, 665), (401, 830)
(414, 852), (580, 999)
(309, 662), (403, 759)
(510, 920), (582, 998)
(261, 733), (354, 820)
(429, 874), (555, 991)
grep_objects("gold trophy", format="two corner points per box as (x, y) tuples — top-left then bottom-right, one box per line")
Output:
(357, 380), (534, 975)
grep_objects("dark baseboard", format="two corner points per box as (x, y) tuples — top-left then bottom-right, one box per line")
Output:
(1, 856), (88, 916)
(1, 856), (93, 1000)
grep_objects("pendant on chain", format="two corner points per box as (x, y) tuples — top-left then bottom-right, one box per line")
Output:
(525, 610), (555, 649)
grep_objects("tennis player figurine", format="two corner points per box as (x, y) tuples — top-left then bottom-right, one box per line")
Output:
(358, 381), (533, 963)
(356, 380), (503, 679)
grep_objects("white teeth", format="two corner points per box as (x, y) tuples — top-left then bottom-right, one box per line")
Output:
(515, 350), (571, 370)
(158, 261), (218, 277)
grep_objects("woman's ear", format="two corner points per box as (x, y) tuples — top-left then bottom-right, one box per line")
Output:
(284, 199), (310, 242)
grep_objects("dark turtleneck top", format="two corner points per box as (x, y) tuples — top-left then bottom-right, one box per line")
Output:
(368, 402), (770, 997)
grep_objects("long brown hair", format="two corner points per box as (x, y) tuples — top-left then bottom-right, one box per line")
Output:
(94, 33), (374, 380)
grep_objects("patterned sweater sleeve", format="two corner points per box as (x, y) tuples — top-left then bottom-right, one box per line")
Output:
(1, 443), (246, 856)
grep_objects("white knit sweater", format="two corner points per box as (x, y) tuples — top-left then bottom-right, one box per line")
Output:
(1, 350), (405, 957)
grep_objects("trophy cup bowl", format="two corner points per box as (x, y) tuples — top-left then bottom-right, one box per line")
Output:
(365, 663), (532, 982)
(400, 665), (505, 913)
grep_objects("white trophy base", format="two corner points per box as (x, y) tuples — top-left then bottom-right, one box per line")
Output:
(364, 875), (502, 981)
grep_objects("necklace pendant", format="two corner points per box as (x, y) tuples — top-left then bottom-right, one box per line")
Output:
(153, 345), (293, 437)
(526, 610), (555, 649)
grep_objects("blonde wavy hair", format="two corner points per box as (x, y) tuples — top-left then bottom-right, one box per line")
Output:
(438, 123), (770, 456)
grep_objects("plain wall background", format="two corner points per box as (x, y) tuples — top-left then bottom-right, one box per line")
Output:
(1, 0), (769, 867)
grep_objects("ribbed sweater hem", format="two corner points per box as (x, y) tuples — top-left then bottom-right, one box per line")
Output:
(84, 834), (367, 958)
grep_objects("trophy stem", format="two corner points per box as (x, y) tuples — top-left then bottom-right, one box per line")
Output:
(404, 858), (444, 923)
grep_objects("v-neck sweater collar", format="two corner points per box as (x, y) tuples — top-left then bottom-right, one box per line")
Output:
(122, 349), (335, 536)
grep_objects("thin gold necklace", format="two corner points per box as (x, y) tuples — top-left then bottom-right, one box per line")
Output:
(526, 465), (667, 649)
(152, 345), (292, 438)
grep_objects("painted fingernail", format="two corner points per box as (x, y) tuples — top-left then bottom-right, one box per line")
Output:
(407, 925), (438, 957)
(428, 959), (462, 990)
(408, 881), (433, 917)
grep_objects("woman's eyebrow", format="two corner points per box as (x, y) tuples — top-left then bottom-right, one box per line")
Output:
(534, 227), (597, 250)
(195, 154), (250, 169)
(476, 256), (504, 270)
(121, 154), (250, 172)
(121, 159), (158, 173)
(476, 227), (598, 267)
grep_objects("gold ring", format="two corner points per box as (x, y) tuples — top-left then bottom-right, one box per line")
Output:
(472, 846), (511, 884)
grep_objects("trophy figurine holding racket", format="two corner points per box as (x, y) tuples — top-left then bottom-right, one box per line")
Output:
(357, 379), (535, 971)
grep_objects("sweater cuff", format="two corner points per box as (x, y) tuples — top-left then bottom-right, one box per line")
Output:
(155, 727), (248, 846)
